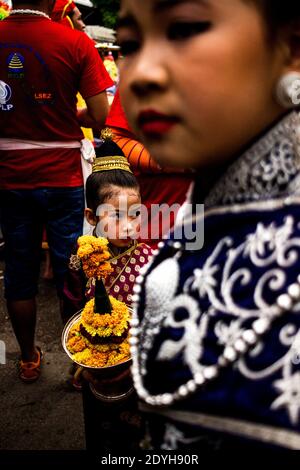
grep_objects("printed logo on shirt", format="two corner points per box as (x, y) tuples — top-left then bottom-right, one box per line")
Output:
(33, 91), (54, 105)
(19, 82), (55, 106)
(7, 52), (25, 79)
(0, 80), (13, 111)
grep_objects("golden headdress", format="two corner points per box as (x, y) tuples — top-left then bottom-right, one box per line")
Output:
(92, 128), (133, 174)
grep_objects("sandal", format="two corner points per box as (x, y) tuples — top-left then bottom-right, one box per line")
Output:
(18, 346), (43, 383)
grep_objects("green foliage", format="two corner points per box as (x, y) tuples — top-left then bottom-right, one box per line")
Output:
(92, 0), (120, 28)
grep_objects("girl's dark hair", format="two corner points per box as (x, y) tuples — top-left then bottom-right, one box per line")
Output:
(253, 1), (300, 34)
(86, 138), (139, 213)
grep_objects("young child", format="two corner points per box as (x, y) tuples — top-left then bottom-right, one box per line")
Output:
(63, 130), (152, 319)
(63, 130), (152, 452)
(117, 0), (300, 451)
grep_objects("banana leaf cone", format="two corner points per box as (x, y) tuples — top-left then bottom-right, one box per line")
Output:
(94, 278), (112, 314)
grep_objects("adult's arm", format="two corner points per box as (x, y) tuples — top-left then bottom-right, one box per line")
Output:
(77, 91), (110, 129)
(76, 33), (113, 129)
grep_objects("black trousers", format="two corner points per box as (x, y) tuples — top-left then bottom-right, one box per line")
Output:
(82, 381), (144, 454)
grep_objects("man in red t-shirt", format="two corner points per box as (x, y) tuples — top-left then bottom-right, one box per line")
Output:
(0, 0), (113, 383)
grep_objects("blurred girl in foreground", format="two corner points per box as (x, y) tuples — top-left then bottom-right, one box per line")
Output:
(117, 0), (300, 450)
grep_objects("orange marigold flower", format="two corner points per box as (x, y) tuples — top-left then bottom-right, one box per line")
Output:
(67, 335), (86, 353)
(67, 234), (131, 368)
(77, 235), (112, 280)
(66, 298), (131, 367)
(81, 297), (130, 336)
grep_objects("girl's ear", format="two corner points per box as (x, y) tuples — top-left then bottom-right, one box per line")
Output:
(85, 208), (97, 226)
(280, 21), (300, 72)
(290, 25), (300, 70)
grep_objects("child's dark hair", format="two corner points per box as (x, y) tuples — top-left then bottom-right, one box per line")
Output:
(86, 135), (139, 214)
(251, 1), (300, 36)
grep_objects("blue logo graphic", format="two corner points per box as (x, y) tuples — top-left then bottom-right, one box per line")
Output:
(7, 52), (25, 74)
(0, 80), (12, 104)
(0, 80), (13, 111)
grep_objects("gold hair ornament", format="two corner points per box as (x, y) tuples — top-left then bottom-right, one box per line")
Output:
(92, 156), (133, 174)
(100, 127), (114, 141)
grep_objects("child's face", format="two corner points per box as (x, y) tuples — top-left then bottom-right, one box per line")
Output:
(95, 187), (141, 249)
(118, 0), (290, 170)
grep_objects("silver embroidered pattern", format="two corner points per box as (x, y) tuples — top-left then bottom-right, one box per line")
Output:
(69, 254), (81, 271)
(132, 217), (300, 422)
(205, 112), (300, 207)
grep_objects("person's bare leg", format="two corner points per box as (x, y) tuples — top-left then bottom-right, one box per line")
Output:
(7, 299), (37, 361)
(42, 249), (54, 280)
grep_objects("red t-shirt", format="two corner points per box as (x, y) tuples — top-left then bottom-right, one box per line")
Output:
(105, 89), (132, 132)
(0, 16), (113, 189)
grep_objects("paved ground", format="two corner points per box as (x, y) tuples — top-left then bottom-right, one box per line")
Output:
(0, 259), (85, 451)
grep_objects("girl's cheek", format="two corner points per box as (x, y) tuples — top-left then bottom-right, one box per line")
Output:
(95, 217), (110, 238)
(133, 223), (141, 238)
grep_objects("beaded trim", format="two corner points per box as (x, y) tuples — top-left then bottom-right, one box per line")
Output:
(130, 240), (300, 407)
(92, 156), (133, 174)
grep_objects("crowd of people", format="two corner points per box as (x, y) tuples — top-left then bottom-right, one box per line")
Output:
(1, 0), (300, 455)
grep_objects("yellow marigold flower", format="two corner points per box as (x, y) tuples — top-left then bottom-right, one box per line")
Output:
(66, 298), (131, 367)
(70, 340), (130, 367)
(82, 337), (122, 352)
(78, 235), (109, 250)
(66, 237), (131, 367)
(67, 335), (86, 353)
(77, 245), (94, 257)
(81, 297), (130, 336)
(69, 322), (81, 336)
(77, 235), (112, 280)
